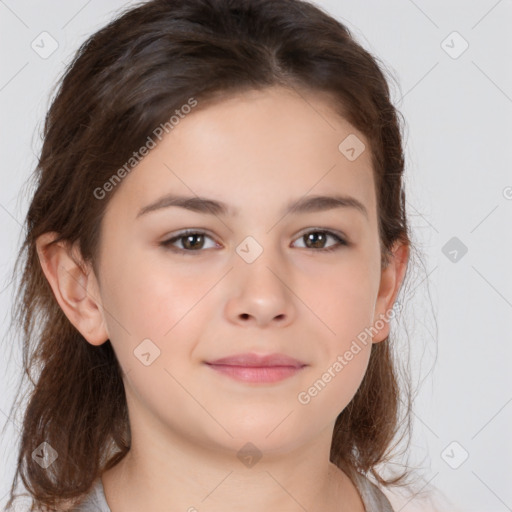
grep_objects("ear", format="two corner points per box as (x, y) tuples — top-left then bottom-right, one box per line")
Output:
(371, 241), (409, 343)
(35, 232), (109, 346)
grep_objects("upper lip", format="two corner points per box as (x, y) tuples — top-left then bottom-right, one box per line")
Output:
(205, 353), (306, 368)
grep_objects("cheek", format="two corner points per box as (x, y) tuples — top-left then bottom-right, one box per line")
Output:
(303, 258), (378, 343)
(295, 345), (372, 435)
(298, 259), (377, 404)
(102, 250), (213, 341)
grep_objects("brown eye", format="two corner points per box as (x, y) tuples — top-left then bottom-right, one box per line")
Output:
(304, 232), (327, 249)
(293, 230), (348, 252)
(181, 233), (205, 250)
(160, 230), (217, 253)
(160, 228), (348, 255)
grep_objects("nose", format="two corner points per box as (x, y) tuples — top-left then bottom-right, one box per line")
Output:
(224, 249), (296, 328)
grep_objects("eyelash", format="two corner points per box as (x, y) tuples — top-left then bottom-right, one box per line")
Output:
(160, 228), (348, 255)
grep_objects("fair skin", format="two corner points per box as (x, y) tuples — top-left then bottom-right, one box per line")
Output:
(36, 85), (408, 512)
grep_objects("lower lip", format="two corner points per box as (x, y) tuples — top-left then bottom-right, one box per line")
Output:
(205, 364), (305, 383)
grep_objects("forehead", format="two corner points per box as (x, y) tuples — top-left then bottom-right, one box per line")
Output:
(106, 86), (376, 222)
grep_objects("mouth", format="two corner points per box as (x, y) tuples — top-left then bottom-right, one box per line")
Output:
(204, 353), (307, 384)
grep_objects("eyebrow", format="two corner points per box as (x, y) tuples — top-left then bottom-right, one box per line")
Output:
(136, 193), (368, 220)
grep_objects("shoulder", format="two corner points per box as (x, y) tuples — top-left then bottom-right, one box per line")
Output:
(349, 471), (395, 512)
(70, 478), (111, 512)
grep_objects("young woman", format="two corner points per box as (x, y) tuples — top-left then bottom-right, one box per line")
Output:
(4, 0), (418, 510)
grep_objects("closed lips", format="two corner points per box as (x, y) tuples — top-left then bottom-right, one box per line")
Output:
(205, 353), (306, 368)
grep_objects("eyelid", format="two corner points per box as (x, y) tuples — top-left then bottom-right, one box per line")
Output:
(294, 227), (348, 244)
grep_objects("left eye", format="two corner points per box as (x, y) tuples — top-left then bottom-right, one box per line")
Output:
(292, 230), (348, 252)
(160, 229), (348, 254)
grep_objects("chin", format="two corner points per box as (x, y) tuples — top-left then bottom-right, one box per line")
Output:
(215, 420), (311, 454)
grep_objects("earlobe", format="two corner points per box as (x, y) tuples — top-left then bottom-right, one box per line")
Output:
(35, 232), (109, 346)
(372, 242), (409, 344)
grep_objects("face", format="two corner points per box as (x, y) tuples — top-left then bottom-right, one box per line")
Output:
(76, 86), (402, 456)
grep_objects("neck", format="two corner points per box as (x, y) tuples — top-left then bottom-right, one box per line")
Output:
(101, 431), (364, 512)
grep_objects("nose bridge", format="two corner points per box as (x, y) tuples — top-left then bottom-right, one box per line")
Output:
(237, 230), (269, 260)
(225, 232), (295, 325)
(234, 232), (286, 290)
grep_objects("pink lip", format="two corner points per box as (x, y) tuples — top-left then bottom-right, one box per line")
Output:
(205, 353), (307, 384)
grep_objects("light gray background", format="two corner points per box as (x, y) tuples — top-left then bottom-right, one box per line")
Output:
(1, 1), (511, 511)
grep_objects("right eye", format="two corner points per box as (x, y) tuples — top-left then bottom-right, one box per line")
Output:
(160, 230), (219, 254)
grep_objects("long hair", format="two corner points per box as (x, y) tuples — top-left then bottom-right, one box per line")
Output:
(3, 0), (420, 509)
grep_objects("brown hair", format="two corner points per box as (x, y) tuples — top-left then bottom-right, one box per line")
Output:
(3, 0), (421, 509)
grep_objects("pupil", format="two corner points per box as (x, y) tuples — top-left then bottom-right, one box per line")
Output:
(307, 232), (325, 248)
(184, 234), (203, 250)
